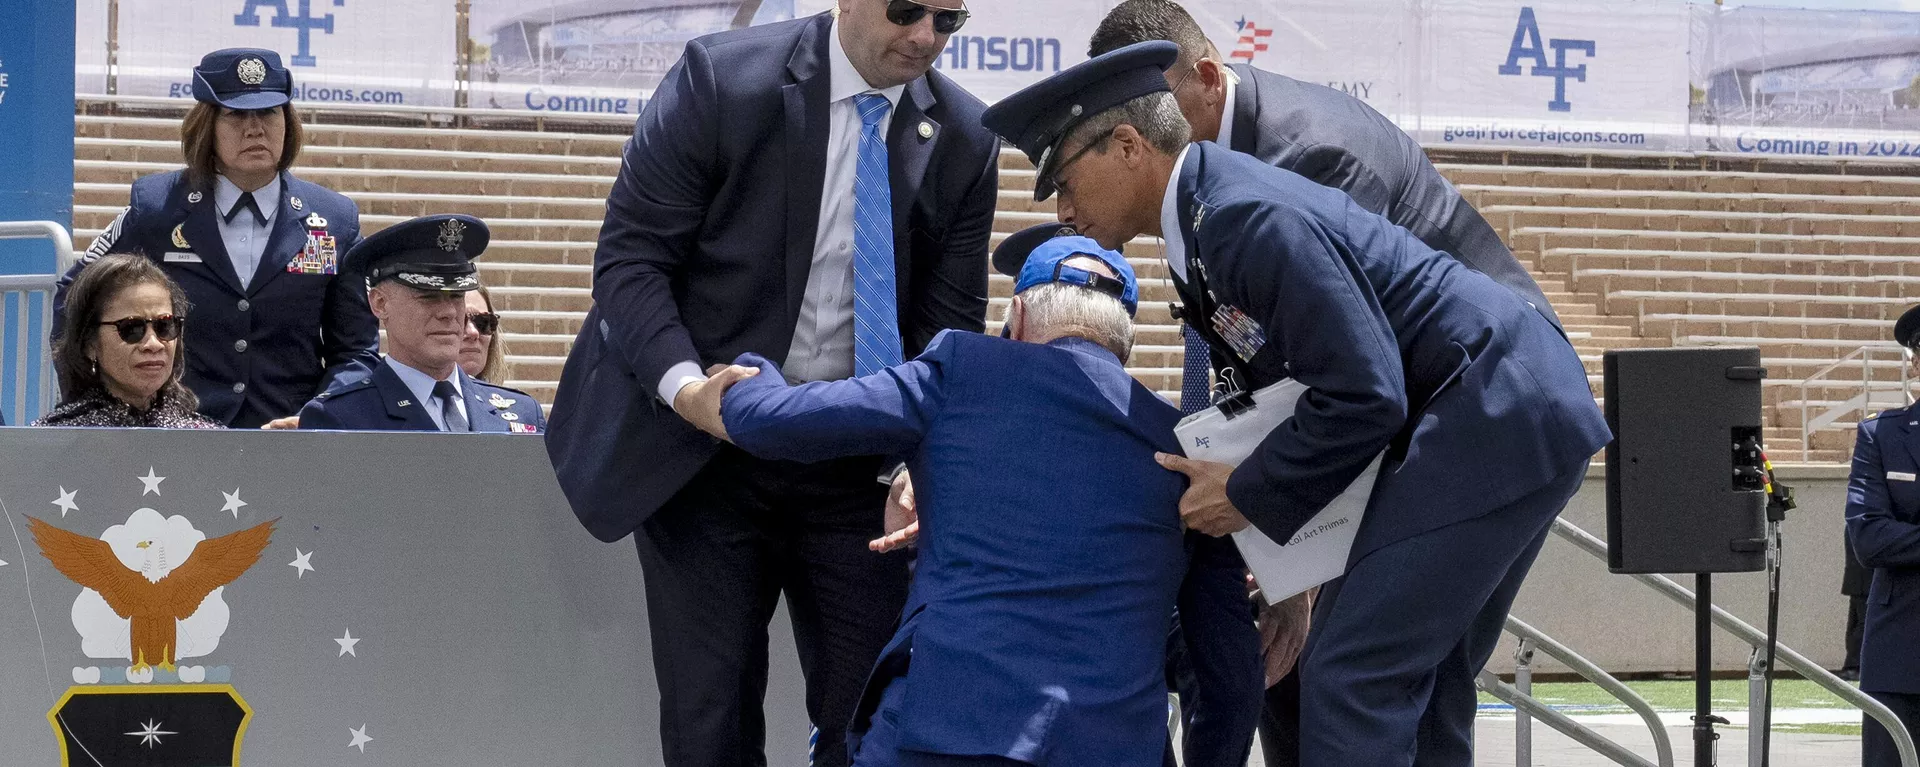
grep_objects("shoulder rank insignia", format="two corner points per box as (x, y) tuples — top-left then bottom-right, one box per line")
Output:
(186, 191), (203, 205)
(488, 393), (515, 410)
(171, 224), (190, 249)
(290, 196), (304, 212)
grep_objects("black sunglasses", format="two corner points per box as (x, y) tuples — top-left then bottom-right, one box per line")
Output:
(100, 315), (182, 344)
(885, 0), (969, 35)
(468, 311), (500, 335)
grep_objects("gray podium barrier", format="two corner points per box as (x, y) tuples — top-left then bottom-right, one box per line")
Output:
(0, 428), (809, 765)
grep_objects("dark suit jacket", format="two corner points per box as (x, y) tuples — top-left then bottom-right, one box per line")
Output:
(1228, 64), (1557, 328)
(546, 13), (1001, 542)
(57, 169), (379, 428)
(722, 332), (1186, 764)
(1171, 144), (1609, 556)
(297, 361), (546, 433)
(1846, 403), (1920, 693)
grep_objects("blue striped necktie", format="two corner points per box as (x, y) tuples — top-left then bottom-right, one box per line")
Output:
(851, 93), (903, 377)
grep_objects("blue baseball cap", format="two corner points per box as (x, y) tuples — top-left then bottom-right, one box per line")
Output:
(980, 40), (1180, 201)
(994, 223), (1138, 316)
(191, 49), (293, 111)
(347, 215), (491, 293)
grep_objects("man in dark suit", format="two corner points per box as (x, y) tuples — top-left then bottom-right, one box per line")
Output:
(543, 2), (999, 765)
(1844, 304), (1920, 767)
(1087, 4), (1561, 763)
(981, 42), (1610, 767)
(697, 233), (1183, 766)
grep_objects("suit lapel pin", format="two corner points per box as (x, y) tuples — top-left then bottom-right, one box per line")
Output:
(290, 196), (304, 212)
(186, 191), (203, 205)
(917, 122), (933, 139)
(305, 212), (328, 230)
(488, 393), (514, 409)
(171, 224), (190, 249)
(501, 411), (520, 422)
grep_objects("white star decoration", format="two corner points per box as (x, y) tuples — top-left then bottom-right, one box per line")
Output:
(138, 467), (166, 496)
(0, 556), (7, 567)
(336, 628), (360, 657)
(126, 718), (176, 748)
(220, 489), (248, 518)
(51, 487), (78, 517)
(289, 548), (315, 578)
(348, 724), (373, 752)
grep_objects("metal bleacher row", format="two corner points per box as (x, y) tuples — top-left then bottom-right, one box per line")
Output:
(70, 101), (1920, 462)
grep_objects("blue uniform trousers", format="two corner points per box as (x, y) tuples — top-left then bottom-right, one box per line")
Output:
(1864, 691), (1920, 767)
(1298, 464), (1585, 767)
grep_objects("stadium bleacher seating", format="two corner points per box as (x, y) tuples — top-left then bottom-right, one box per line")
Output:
(71, 101), (1920, 462)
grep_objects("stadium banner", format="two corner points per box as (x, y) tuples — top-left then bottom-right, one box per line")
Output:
(1690, 4), (1920, 160)
(111, 0), (456, 107)
(75, 0), (107, 97)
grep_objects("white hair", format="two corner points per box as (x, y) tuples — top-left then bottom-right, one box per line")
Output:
(1013, 283), (1135, 362)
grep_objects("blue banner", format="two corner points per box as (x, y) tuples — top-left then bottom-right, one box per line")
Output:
(0, 0), (75, 424)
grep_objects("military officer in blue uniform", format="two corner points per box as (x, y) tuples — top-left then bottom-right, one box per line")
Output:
(675, 229), (1187, 766)
(1845, 304), (1920, 767)
(297, 215), (545, 433)
(980, 43), (1611, 767)
(56, 48), (378, 429)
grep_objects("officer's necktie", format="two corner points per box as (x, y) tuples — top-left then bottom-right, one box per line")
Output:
(851, 93), (903, 377)
(432, 380), (468, 432)
(1179, 326), (1213, 415)
(223, 191), (266, 227)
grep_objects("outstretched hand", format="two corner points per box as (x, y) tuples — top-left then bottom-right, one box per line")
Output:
(1156, 452), (1252, 536)
(871, 469), (919, 553)
(673, 364), (761, 441)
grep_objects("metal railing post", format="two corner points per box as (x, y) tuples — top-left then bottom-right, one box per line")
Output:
(1747, 647), (1766, 767)
(1516, 637), (1536, 767)
(0, 221), (77, 425)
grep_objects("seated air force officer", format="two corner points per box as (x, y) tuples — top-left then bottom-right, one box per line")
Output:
(980, 43), (1610, 767)
(297, 215), (545, 433)
(675, 234), (1185, 767)
(58, 48), (378, 429)
(1846, 304), (1920, 767)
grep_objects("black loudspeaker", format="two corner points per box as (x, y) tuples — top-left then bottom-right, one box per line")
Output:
(1604, 347), (1769, 574)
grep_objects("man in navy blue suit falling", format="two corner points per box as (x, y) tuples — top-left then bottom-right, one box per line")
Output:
(980, 42), (1611, 767)
(683, 230), (1186, 767)
(542, 2), (1000, 765)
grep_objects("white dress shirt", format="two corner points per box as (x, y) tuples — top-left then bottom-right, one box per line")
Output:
(1215, 67), (1240, 151)
(386, 356), (467, 431)
(212, 174), (280, 289)
(657, 19), (906, 405)
(1160, 145), (1194, 283)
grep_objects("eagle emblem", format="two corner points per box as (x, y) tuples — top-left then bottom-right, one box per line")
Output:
(236, 58), (268, 86)
(437, 219), (466, 252)
(29, 514), (276, 676)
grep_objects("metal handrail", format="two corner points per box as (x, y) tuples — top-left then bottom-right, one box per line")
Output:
(1550, 516), (1920, 767)
(1478, 670), (1658, 767)
(0, 221), (76, 275)
(1798, 345), (1914, 460)
(1497, 616), (1676, 766)
(0, 221), (76, 425)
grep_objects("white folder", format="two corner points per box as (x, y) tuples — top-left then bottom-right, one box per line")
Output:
(1173, 378), (1383, 604)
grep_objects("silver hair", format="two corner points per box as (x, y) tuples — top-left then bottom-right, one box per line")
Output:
(1013, 282), (1136, 362)
(1063, 91), (1191, 157)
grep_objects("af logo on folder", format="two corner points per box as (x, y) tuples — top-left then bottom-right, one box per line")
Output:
(1174, 378), (1384, 604)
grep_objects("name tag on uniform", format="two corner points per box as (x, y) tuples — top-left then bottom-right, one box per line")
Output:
(1889, 472), (1916, 482)
(163, 252), (202, 263)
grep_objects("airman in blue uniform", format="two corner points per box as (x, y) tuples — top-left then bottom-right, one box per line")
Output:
(981, 42), (1611, 767)
(56, 48), (378, 428)
(297, 215), (544, 433)
(1845, 303), (1920, 767)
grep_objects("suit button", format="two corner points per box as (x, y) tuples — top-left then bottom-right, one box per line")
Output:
(232, 382), (247, 394)
(237, 300), (251, 312)
(234, 340), (248, 352)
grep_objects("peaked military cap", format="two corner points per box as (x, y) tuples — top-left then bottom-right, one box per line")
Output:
(348, 215), (490, 293)
(192, 48), (294, 111)
(980, 40), (1180, 201)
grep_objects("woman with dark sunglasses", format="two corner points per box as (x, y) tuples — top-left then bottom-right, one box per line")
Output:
(459, 285), (505, 382)
(37, 255), (220, 429)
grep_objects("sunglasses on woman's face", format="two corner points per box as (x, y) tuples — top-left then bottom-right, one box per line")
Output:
(100, 315), (182, 344)
(468, 312), (500, 335)
(885, 0), (969, 35)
